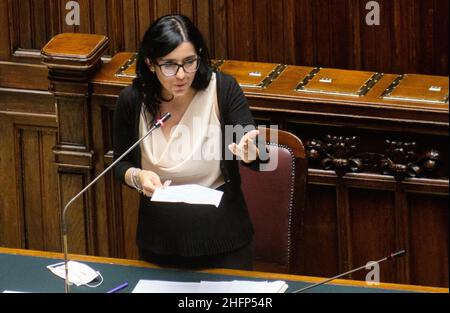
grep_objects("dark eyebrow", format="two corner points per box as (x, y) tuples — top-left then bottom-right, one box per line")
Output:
(160, 55), (197, 63)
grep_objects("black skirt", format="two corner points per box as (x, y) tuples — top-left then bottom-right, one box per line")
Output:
(135, 184), (254, 258)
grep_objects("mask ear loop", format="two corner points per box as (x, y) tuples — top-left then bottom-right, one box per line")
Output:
(47, 261), (65, 269)
(85, 272), (104, 288)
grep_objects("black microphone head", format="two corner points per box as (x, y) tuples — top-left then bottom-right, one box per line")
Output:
(154, 112), (171, 128)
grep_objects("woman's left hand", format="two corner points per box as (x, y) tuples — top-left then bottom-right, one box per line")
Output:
(228, 130), (260, 164)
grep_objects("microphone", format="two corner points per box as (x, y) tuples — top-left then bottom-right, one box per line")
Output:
(61, 112), (171, 293)
(292, 250), (406, 293)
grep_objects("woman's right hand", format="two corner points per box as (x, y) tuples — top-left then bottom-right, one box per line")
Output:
(138, 170), (172, 197)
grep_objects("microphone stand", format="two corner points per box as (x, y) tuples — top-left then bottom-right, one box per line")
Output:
(61, 112), (171, 293)
(293, 250), (406, 293)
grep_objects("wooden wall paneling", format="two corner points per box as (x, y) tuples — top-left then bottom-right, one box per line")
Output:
(90, 95), (111, 257)
(17, 0), (32, 50)
(20, 128), (45, 250)
(31, 0), (47, 49)
(303, 184), (339, 277)
(432, 0), (449, 75)
(348, 188), (398, 283)
(226, 0), (254, 61)
(18, 125), (59, 251)
(0, 114), (24, 248)
(408, 193), (449, 287)
(210, 0), (227, 59)
(347, 0), (362, 69)
(195, 0), (210, 54)
(0, 0), (11, 60)
(254, 0), (271, 62)
(122, 0), (138, 52)
(91, 0), (108, 36)
(329, 0), (353, 69)
(417, 0), (435, 74)
(282, 0), (296, 65)
(409, 0), (449, 75)
(392, 0), (415, 75)
(394, 182), (410, 284)
(58, 170), (91, 254)
(0, 88), (57, 250)
(121, 186), (139, 259)
(312, 0), (332, 67)
(40, 129), (61, 252)
(6, 0), (19, 53)
(47, 0), (62, 40)
(359, 0), (393, 73)
(106, 0), (125, 56)
(306, 170), (449, 287)
(136, 0), (154, 44)
(336, 180), (352, 275)
(295, 0), (314, 66)
(374, 0), (394, 74)
(0, 88), (55, 115)
(0, 87), (59, 251)
(55, 95), (89, 148)
(178, 0), (194, 21)
(2, 0), (449, 75)
(155, 0), (172, 18)
(79, 0), (93, 34)
(0, 62), (49, 90)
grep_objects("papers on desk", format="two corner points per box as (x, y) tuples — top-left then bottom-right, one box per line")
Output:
(151, 184), (223, 208)
(132, 280), (288, 293)
(3, 290), (29, 293)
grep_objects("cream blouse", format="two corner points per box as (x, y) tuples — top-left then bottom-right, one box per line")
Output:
(139, 73), (224, 189)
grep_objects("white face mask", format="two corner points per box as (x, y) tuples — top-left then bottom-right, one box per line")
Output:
(47, 261), (103, 287)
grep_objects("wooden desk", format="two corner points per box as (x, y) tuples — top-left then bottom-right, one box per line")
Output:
(0, 248), (447, 294)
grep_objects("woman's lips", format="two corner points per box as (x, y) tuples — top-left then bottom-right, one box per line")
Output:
(174, 83), (187, 90)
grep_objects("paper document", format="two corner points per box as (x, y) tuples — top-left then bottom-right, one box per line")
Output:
(151, 184), (223, 208)
(3, 290), (29, 293)
(132, 280), (288, 293)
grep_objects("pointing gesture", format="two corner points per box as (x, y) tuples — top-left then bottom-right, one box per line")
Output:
(228, 130), (260, 164)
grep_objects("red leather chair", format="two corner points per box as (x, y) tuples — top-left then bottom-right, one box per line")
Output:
(239, 127), (307, 274)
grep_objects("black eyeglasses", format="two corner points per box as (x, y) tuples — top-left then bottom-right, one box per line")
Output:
(155, 57), (201, 77)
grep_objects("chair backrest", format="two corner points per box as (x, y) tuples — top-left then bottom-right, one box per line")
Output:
(239, 127), (307, 274)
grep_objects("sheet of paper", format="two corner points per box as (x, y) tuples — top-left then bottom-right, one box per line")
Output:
(200, 280), (288, 293)
(132, 280), (203, 293)
(132, 279), (288, 293)
(151, 184), (223, 208)
(3, 290), (30, 293)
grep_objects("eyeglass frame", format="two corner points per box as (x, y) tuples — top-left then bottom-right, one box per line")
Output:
(154, 57), (201, 77)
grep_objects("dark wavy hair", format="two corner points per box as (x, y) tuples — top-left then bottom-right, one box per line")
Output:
(133, 15), (212, 122)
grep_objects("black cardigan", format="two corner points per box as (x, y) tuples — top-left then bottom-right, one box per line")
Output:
(113, 72), (262, 256)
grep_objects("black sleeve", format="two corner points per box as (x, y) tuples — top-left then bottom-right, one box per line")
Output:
(220, 74), (269, 170)
(224, 75), (255, 127)
(113, 86), (138, 184)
